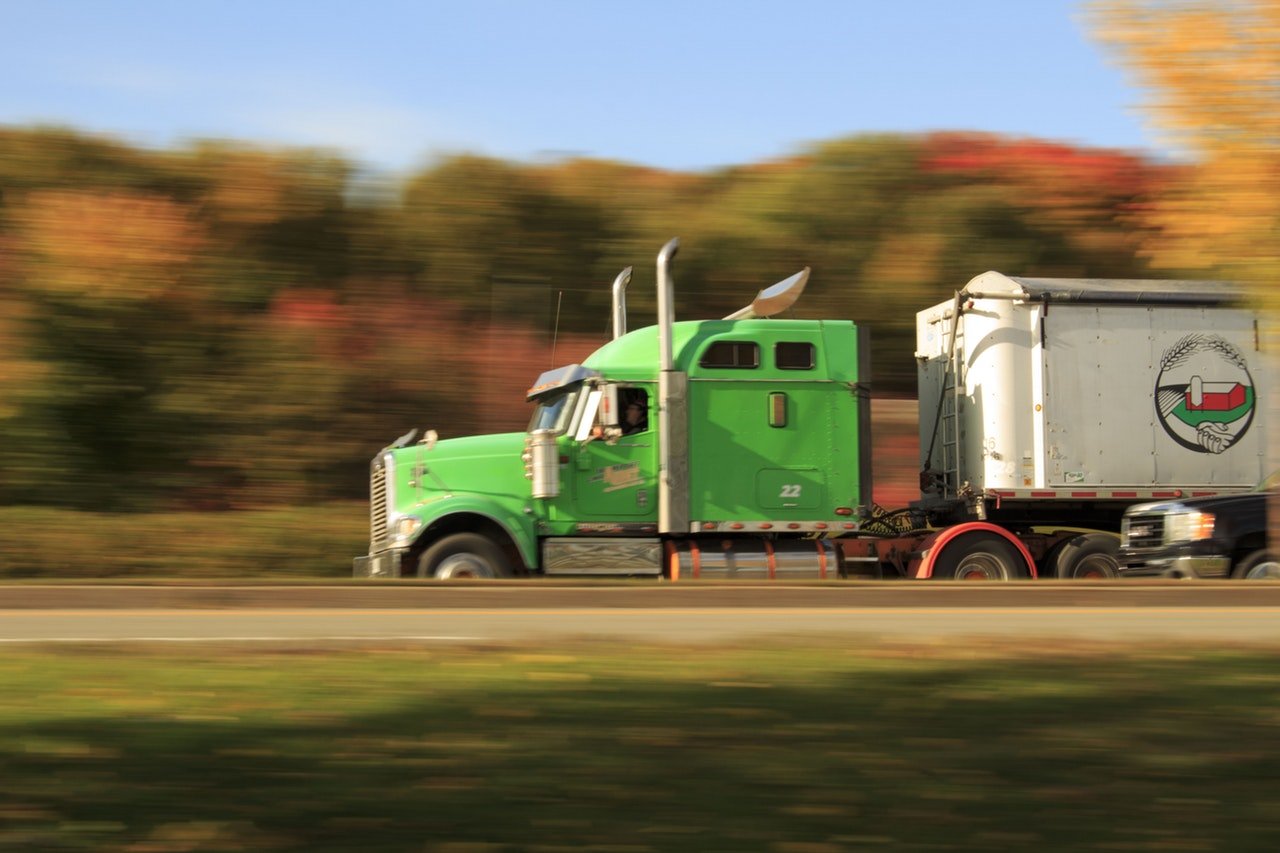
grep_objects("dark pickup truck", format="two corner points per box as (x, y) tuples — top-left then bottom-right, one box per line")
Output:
(1118, 486), (1278, 580)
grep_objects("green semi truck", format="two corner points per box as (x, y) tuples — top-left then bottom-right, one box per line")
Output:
(354, 239), (1267, 580)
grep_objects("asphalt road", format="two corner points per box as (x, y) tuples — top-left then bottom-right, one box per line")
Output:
(3, 582), (1280, 645)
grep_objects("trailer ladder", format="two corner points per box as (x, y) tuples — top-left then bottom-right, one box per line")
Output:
(939, 319), (964, 498)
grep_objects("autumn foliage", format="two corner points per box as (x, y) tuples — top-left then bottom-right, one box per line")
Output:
(1091, 0), (1280, 294)
(0, 124), (1231, 511)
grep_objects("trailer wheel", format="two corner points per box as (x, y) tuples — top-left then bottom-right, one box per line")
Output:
(1231, 550), (1280, 580)
(1050, 533), (1119, 579)
(417, 533), (512, 580)
(931, 533), (1026, 581)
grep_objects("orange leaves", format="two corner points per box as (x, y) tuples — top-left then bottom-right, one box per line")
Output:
(14, 190), (207, 304)
(1088, 0), (1280, 289)
(1091, 1), (1280, 156)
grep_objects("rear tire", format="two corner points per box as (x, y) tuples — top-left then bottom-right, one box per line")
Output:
(930, 532), (1027, 581)
(1050, 533), (1120, 579)
(1231, 549), (1280, 580)
(417, 533), (512, 580)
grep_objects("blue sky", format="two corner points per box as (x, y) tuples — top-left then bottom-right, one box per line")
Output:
(1, 0), (1161, 174)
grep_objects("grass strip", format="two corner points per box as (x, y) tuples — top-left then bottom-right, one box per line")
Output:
(0, 503), (366, 578)
(0, 640), (1278, 851)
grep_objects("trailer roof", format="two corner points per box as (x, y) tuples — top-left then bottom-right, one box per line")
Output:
(965, 271), (1244, 305)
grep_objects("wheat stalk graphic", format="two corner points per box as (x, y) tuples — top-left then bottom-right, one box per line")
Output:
(1204, 336), (1248, 369)
(1160, 334), (1201, 370)
(1160, 334), (1248, 371)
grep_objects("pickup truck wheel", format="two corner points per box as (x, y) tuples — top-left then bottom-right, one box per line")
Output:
(931, 533), (1025, 581)
(417, 533), (512, 580)
(1050, 533), (1120, 579)
(1231, 550), (1280, 580)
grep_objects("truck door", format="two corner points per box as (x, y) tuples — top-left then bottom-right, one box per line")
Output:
(570, 388), (658, 519)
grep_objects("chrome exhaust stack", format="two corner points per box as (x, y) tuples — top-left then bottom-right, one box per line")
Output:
(611, 266), (632, 340)
(656, 239), (689, 534)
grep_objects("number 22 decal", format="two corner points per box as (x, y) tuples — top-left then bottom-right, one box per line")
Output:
(779, 484), (802, 498)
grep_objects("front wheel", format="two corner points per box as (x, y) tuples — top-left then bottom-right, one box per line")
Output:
(416, 533), (513, 580)
(930, 532), (1028, 580)
(1231, 549), (1280, 580)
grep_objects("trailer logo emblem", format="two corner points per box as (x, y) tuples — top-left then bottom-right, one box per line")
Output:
(1155, 334), (1255, 454)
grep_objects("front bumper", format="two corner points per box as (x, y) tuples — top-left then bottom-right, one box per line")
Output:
(353, 547), (408, 578)
(1117, 551), (1230, 579)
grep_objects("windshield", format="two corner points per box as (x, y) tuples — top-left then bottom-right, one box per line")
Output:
(528, 389), (579, 435)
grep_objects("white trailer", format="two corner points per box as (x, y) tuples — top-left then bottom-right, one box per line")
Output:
(917, 272), (1266, 497)
(842, 272), (1267, 580)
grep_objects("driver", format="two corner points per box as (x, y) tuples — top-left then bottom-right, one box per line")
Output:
(621, 399), (647, 435)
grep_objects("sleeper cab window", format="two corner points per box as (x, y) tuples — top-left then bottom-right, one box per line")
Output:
(776, 341), (815, 370)
(699, 341), (759, 369)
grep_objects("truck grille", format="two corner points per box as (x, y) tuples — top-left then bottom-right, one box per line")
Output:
(370, 460), (389, 548)
(1122, 513), (1165, 549)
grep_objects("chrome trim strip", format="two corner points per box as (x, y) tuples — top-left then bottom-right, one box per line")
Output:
(690, 520), (861, 534)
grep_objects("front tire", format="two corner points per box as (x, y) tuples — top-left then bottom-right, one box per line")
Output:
(1231, 549), (1280, 580)
(416, 533), (513, 580)
(930, 532), (1028, 580)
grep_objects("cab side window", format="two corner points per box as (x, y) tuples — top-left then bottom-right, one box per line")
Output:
(700, 341), (759, 369)
(776, 341), (815, 370)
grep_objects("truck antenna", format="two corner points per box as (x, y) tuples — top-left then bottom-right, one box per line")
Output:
(549, 290), (563, 367)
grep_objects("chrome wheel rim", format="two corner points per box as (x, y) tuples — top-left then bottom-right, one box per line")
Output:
(1073, 554), (1118, 579)
(955, 555), (1009, 581)
(1244, 560), (1280, 580)
(435, 554), (495, 579)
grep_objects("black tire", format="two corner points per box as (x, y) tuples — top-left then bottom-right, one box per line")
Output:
(1231, 549), (1280, 580)
(416, 533), (512, 580)
(1050, 533), (1120, 579)
(930, 532), (1028, 581)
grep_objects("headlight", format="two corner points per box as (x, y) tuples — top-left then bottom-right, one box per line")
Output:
(393, 515), (423, 540)
(1165, 510), (1215, 543)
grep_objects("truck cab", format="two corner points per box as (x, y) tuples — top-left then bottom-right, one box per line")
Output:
(355, 240), (871, 580)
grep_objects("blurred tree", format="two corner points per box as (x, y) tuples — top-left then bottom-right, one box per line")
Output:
(399, 155), (617, 334)
(174, 143), (356, 309)
(7, 190), (216, 508)
(1091, 0), (1280, 291)
(0, 128), (173, 205)
(531, 158), (708, 331)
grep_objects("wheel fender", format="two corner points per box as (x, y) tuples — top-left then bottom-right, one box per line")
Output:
(916, 522), (1037, 580)
(411, 495), (538, 569)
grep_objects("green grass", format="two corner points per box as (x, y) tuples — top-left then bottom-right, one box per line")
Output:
(0, 503), (366, 578)
(1, 641), (1278, 851)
